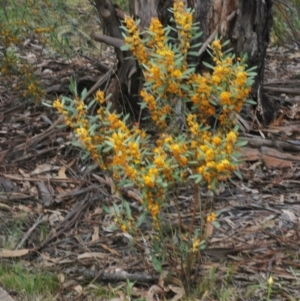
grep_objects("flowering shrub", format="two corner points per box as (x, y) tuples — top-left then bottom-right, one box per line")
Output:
(53, 0), (255, 278)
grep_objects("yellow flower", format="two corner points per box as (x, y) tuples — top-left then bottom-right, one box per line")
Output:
(128, 141), (140, 164)
(267, 276), (274, 285)
(120, 224), (127, 232)
(226, 131), (237, 144)
(235, 71), (247, 86)
(148, 203), (160, 219)
(220, 91), (231, 105)
(53, 99), (63, 111)
(212, 136), (222, 147)
(178, 155), (188, 166)
(170, 144), (181, 156)
(192, 238), (201, 253)
(150, 65), (160, 78)
(154, 155), (165, 168)
(205, 149), (214, 162)
(216, 159), (230, 172)
(144, 175), (155, 188)
(211, 39), (222, 52)
(95, 90), (105, 104)
(212, 74), (221, 84)
(207, 212), (216, 223)
(172, 69), (182, 78)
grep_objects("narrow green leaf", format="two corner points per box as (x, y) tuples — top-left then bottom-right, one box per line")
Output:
(234, 170), (243, 180)
(151, 253), (162, 273)
(136, 211), (148, 228)
(102, 205), (111, 214)
(202, 61), (215, 69)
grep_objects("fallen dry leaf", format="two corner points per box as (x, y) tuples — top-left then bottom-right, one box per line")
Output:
(73, 284), (83, 294)
(168, 285), (185, 301)
(206, 223), (214, 237)
(0, 249), (29, 258)
(92, 226), (99, 242)
(31, 163), (58, 175)
(77, 252), (106, 259)
(58, 166), (68, 178)
(146, 285), (164, 301)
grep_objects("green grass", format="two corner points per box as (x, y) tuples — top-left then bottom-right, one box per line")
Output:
(272, 0), (300, 47)
(0, 262), (59, 298)
(114, 0), (129, 11)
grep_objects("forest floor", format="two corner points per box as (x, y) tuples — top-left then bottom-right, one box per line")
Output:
(1, 3), (300, 301)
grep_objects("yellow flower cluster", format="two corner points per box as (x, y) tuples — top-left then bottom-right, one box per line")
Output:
(34, 27), (53, 34)
(186, 113), (239, 187)
(124, 16), (148, 64)
(191, 237), (201, 253)
(210, 40), (251, 127)
(53, 95), (101, 165)
(148, 17), (165, 49)
(173, 0), (193, 54)
(207, 212), (217, 223)
(188, 73), (214, 123)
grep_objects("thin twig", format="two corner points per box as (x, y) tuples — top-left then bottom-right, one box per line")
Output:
(15, 214), (43, 250)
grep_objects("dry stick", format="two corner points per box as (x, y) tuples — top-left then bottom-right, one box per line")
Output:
(15, 214), (43, 250)
(198, 10), (237, 56)
(82, 269), (159, 283)
(186, 183), (200, 279)
(83, 65), (115, 101)
(36, 194), (90, 251)
(189, 183), (199, 236)
(263, 86), (300, 94)
(0, 115), (65, 159)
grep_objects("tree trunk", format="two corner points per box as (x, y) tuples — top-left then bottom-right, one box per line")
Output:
(93, 0), (274, 123)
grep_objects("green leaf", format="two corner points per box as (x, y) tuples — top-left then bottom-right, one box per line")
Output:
(213, 221), (220, 228)
(222, 39), (230, 47)
(246, 99), (257, 105)
(247, 71), (257, 77)
(202, 61), (215, 69)
(189, 174), (202, 184)
(113, 203), (120, 215)
(69, 78), (77, 96)
(105, 140), (115, 147)
(190, 42), (203, 48)
(102, 204), (111, 214)
(124, 201), (131, 218)
(235, 140), (248, 147)
(81, 88), (87, 101)
(43, 101), (54, 108)
(246, 65), (257, 72)
(223, 47), (233, 54)
(234, 170), (243, 180)
(151, 253), (162, 273)
(191, 31), (203, 40)
(136, 210), (148, 228)
(188, 51), (200, 56)
(71, 141), (83, 148)
(211, 178), (217, 191)
(120, 44), (130, 51)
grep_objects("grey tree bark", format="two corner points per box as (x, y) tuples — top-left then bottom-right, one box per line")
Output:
(93, 0), (274, 123)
